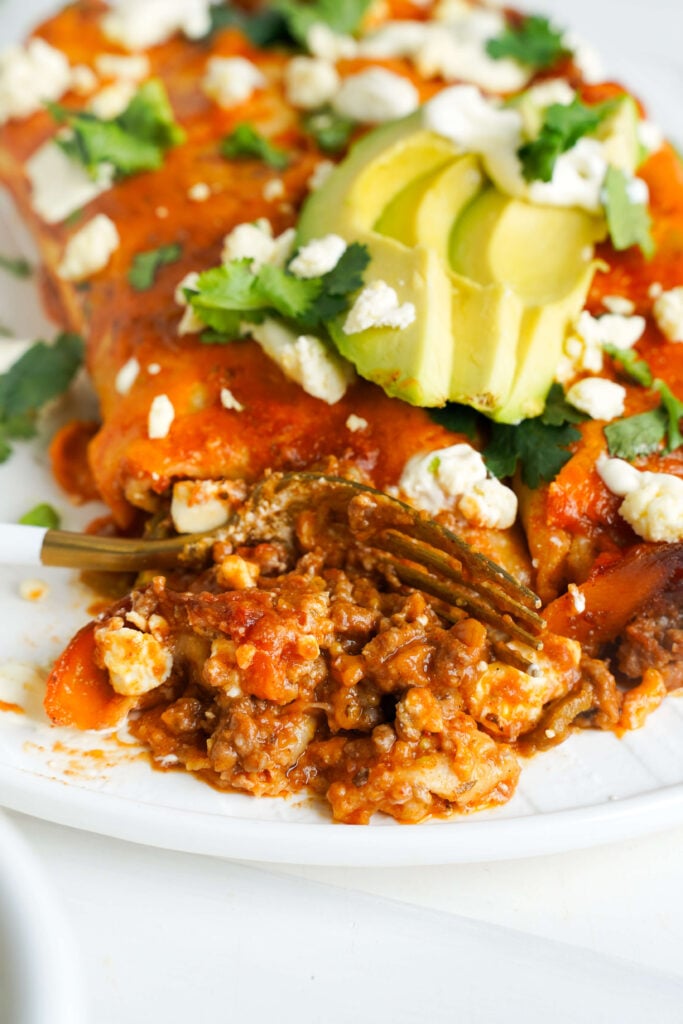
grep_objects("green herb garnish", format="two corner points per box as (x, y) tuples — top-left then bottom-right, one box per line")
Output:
(486, 14), (568, 70)
(0, 333), (84, 464)
(128, 243), (182, 292)
(220, 123), (290, 170)
(206, 6), (290, 46)
(275, 0), (371, 46)
(427, 403), (480, 440)
(602, 166), (655, 258)
(603, 344), (653, 387)
(519, 98), (612, 183)
(0, 254), (32, 279)
(19, 503), (61, 529)
(51, 79), (185, 180)
(302, 108), (355, 154)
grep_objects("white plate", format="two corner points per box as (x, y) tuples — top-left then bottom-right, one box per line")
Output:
(1, 0), (683, 866)
(0, 811), (86, 1024)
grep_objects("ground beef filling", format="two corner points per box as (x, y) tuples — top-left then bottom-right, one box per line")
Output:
(85, 521), (624, 824)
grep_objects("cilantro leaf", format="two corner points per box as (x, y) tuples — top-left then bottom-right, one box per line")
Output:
(519, 98), (612, 183)
(428, 403), (481, 440)
(654, 380), (683, 452)
(0, 333), (84, 463)
(485, 419), (581, 488)
(486, 14), (568, 70)
(206, 5), (290, 46)
(19, 503), (61, 529)
(540, 382), (588, 425)
(220, 123), (290, 170)
(52, 80), (185, 180)
(275, 0), (372, 46)
(0, 254), (32, 279)
(302, 109), (355, 153)
(128, 243), (182, 292)
(301, 242), (369, 324)
(603, 344), (653, 386)
(604, 409), (667, 459)
(255, 263), (321, 319)
(602, 166), (655, 258)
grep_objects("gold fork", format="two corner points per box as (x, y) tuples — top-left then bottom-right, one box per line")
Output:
(5, 472), (544, 650)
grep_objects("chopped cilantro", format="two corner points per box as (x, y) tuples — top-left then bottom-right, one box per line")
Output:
(275, 0), (372, 46)
(0, 333), (83, 463)
(428, 455), (441, 476)
(519, 98), (612, 183)
(603, 344), (653, 386)
(206, 6), (290, 46)
(602, 166), (655, 258)
(189, 242), (370, 342)
(302, 108), (355, 153)
(604, 409), (667, 459)
(51, 79), (185, 180)
(220, 123), (290, 170)
(654, 380), (683, 452)
(19, 503), (61, 529)
(427, 403), (480, 440)
(484, 385), (582, 487)
(486, 14), (568, 70)
(0, 254), (32, 279)
(128, 243), (182, 292)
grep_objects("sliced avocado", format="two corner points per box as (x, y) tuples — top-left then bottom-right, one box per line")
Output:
(374, 162), (454, 248)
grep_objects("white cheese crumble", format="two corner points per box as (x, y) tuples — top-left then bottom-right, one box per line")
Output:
(0, 38), (73, 124)
(102, 0), (216, 51)
(70, 65), (98, 95)
(602, 295), (636, 316)
(637, 120), (664, 156)
(115, 356), (141, 396)
(557, 310), (647, 383)
(597, 456), (683, 543)
(262, 178), (285, 202)
(171, 480), (233, 534)
(289, 235), (346, 279)
(653, 287), (683, 342)
(568, 583), (586, 614)
(343, 281), (416, 334)
(307, 160), (335, 192)
(566, 377), (626, 421)
(97, 625), (172, 697)
(332, 69), (419, 124)
(221, 219), (295, 271)
(174, 271), (204, 335)
(399, 442), (518, 527)
(147, 394), (175, 439)
(649, 282), (663, 299)
(248, 318), (354, 404)
(284, 56), (340, 111)
(27, 142), (114, 224)
(58, 214), (120, 281)
(424, 84), (521, 158)
(307, 22), (358, 62)
(188, 182), (211, 202)
(89, 79), (137, 119)
(203, 56), (265, 108)
(95, 53), (151, 80)
(346, 414), (368, 432)
(220, 387), (244, 412)
(147, 363), (161, 375)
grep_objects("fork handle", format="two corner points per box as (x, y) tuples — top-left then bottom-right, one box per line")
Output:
(0, 524), (47, 567)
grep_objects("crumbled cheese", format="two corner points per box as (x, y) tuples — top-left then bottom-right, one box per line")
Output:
(284, 56), (340, 111)
(97, 625), (172, 696)
(566, 377), (626, 421)
(203, 56), (265, 109)
(637, 120), (664, 155)
(70, 65), (98, 95)
(457, 477), (518, 530)
(597, 457), (683, 543)
(248, 318), (354, 404)
(174, 271), (204, 335)
(187, 181), (211, 203)
(649, 282), (663, 299)
(653, 287), (683, 342)
(171, 480), (233, 534)
(89, 79), (137, 119)
(19, 579), (49, 603)
(602, 295), (635, 316)
(219, 555), (260, 591)
(346, 414), (369, 432)
(563, 31), (604, 85)
(95, 53), (150, 80)
(424, 84), (522, 158)
(263, 178), (285, 202)
(115, 356), (141, 396)
(220, 387), (244, 412)
(147, 363), (161, 375)
(568, 583), (586, 614)
(58, 214), (120, 281)
(343, 280), (416, 334)
(102, 0), (215, 50)
(307, 160), (335, 192)
(624, 175), (649, 206)
(221, 219), (295, 271)
(27, 142), (114, 224)
(524, 79), (576, 109)
(147, 393), (175, 439)
(0, 39), (73, 124)
(557, 309), (646, 383)
(307, 22), (358, 61)
(333, 69), (419, 123)
(399, 443), (487, 515)
(528, 137), (607, 214)
(289, 234), (346, 279)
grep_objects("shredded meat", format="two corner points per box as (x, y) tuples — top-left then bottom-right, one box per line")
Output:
(616, 589), (683, 690)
